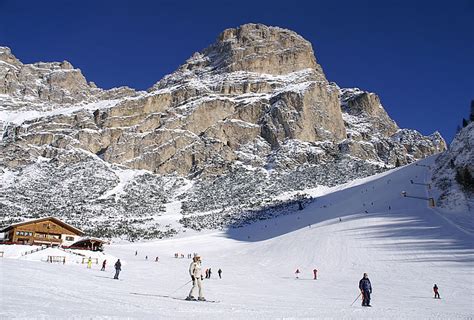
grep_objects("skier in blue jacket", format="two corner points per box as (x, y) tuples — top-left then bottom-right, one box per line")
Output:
(359, 273), (372, 307)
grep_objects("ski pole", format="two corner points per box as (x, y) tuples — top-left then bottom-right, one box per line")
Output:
(169, 279), (192, 295)
(351, 292), (362, 306)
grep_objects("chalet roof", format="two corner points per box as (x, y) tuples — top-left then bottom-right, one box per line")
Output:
(0, 216), (84, 235)
(70, 236), (107, 246)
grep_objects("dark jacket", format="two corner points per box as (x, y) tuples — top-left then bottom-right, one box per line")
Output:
(359, 277), (372, 293)
(115, 260), (121, 270)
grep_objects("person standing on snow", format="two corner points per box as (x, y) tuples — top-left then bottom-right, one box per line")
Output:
(101, 260), (107, 271)
(313, 269), (318, 280)
(187, 254), (205, 301)
(87, 257), (92, 269)
(295, 269), (301, 279)
(114, 259), (122, 280)
(433, 284), (440, 299)
(359, 273), (372, 307)
(208, 268), (212, 279)
(218, 268), (222, 279)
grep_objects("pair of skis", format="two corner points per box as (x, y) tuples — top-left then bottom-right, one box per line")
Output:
(130, 292), (219, 303)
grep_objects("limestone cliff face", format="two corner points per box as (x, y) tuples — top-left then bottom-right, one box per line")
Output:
(0, 24), (448, 237)
(339, 88), (446, 165)
(2, 24), (355, 176)
(1, 24), (445, 177)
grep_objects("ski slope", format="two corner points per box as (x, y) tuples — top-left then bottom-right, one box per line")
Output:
(1, 157), (473, 319)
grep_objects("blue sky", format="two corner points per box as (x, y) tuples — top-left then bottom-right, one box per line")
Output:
(0, 0), (472, 142)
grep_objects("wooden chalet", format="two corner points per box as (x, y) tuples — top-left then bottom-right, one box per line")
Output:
(0, 217), (84, 247)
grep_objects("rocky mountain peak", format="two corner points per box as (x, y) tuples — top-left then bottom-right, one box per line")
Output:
(0, 46), (94, 104)
(0, 46), (141, 117)
(0, 46), (21, 67)
(170, 23), (324, 80)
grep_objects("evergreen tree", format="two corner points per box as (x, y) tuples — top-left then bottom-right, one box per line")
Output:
(455, 167), (474, 192)
(470, 100), (474, 122)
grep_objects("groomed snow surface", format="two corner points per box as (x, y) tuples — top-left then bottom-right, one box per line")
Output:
(1, 157), (473, 319)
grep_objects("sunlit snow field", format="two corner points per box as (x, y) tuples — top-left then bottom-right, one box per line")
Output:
(1, 158), (473, 319)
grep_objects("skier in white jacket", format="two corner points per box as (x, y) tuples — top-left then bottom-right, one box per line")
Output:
(186, 254), (205, 301)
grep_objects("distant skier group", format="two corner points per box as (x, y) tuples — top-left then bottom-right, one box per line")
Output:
(294, 268), (318, 280)
(134, 251), (159, 262)
(87, 250), (442, 306)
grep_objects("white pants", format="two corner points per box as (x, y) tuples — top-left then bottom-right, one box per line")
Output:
(188, 277), (203, 298)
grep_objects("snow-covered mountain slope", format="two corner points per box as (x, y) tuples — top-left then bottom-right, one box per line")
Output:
(1, 157), (472, 319)
(0, 23), (447, 238)
(432, 122), (474, 231)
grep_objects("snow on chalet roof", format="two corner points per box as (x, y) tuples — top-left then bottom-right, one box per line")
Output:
(71, 236), (107, 245)
(0, 216), (84, 235)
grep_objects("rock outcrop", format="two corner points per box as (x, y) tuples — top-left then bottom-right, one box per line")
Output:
(0, 46), (94, 104)
(433, 122), (473, 217)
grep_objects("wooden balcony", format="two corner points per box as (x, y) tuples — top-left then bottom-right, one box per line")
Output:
(33, 237), (62, 243)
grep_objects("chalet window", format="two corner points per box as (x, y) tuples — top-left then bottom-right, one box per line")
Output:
(65, 236), (74, 241)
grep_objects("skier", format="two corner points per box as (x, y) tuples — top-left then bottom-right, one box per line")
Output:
(155, 256), (159, 262)
(313, 269), (318, 280)
(114, 259), (121, 280)
(359, 273), (372, 307)
(101, 259), (106, 271)
(135, 251), (137, 256)
(433, 284), (440, 299)
(218, 268), (222, 279)
(87, 257), (92, 269)
(295, 269), (301, 279)
(205, 269), (209, 279)
(208, 268), (212, 279)
(187, 254), (205, 301)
